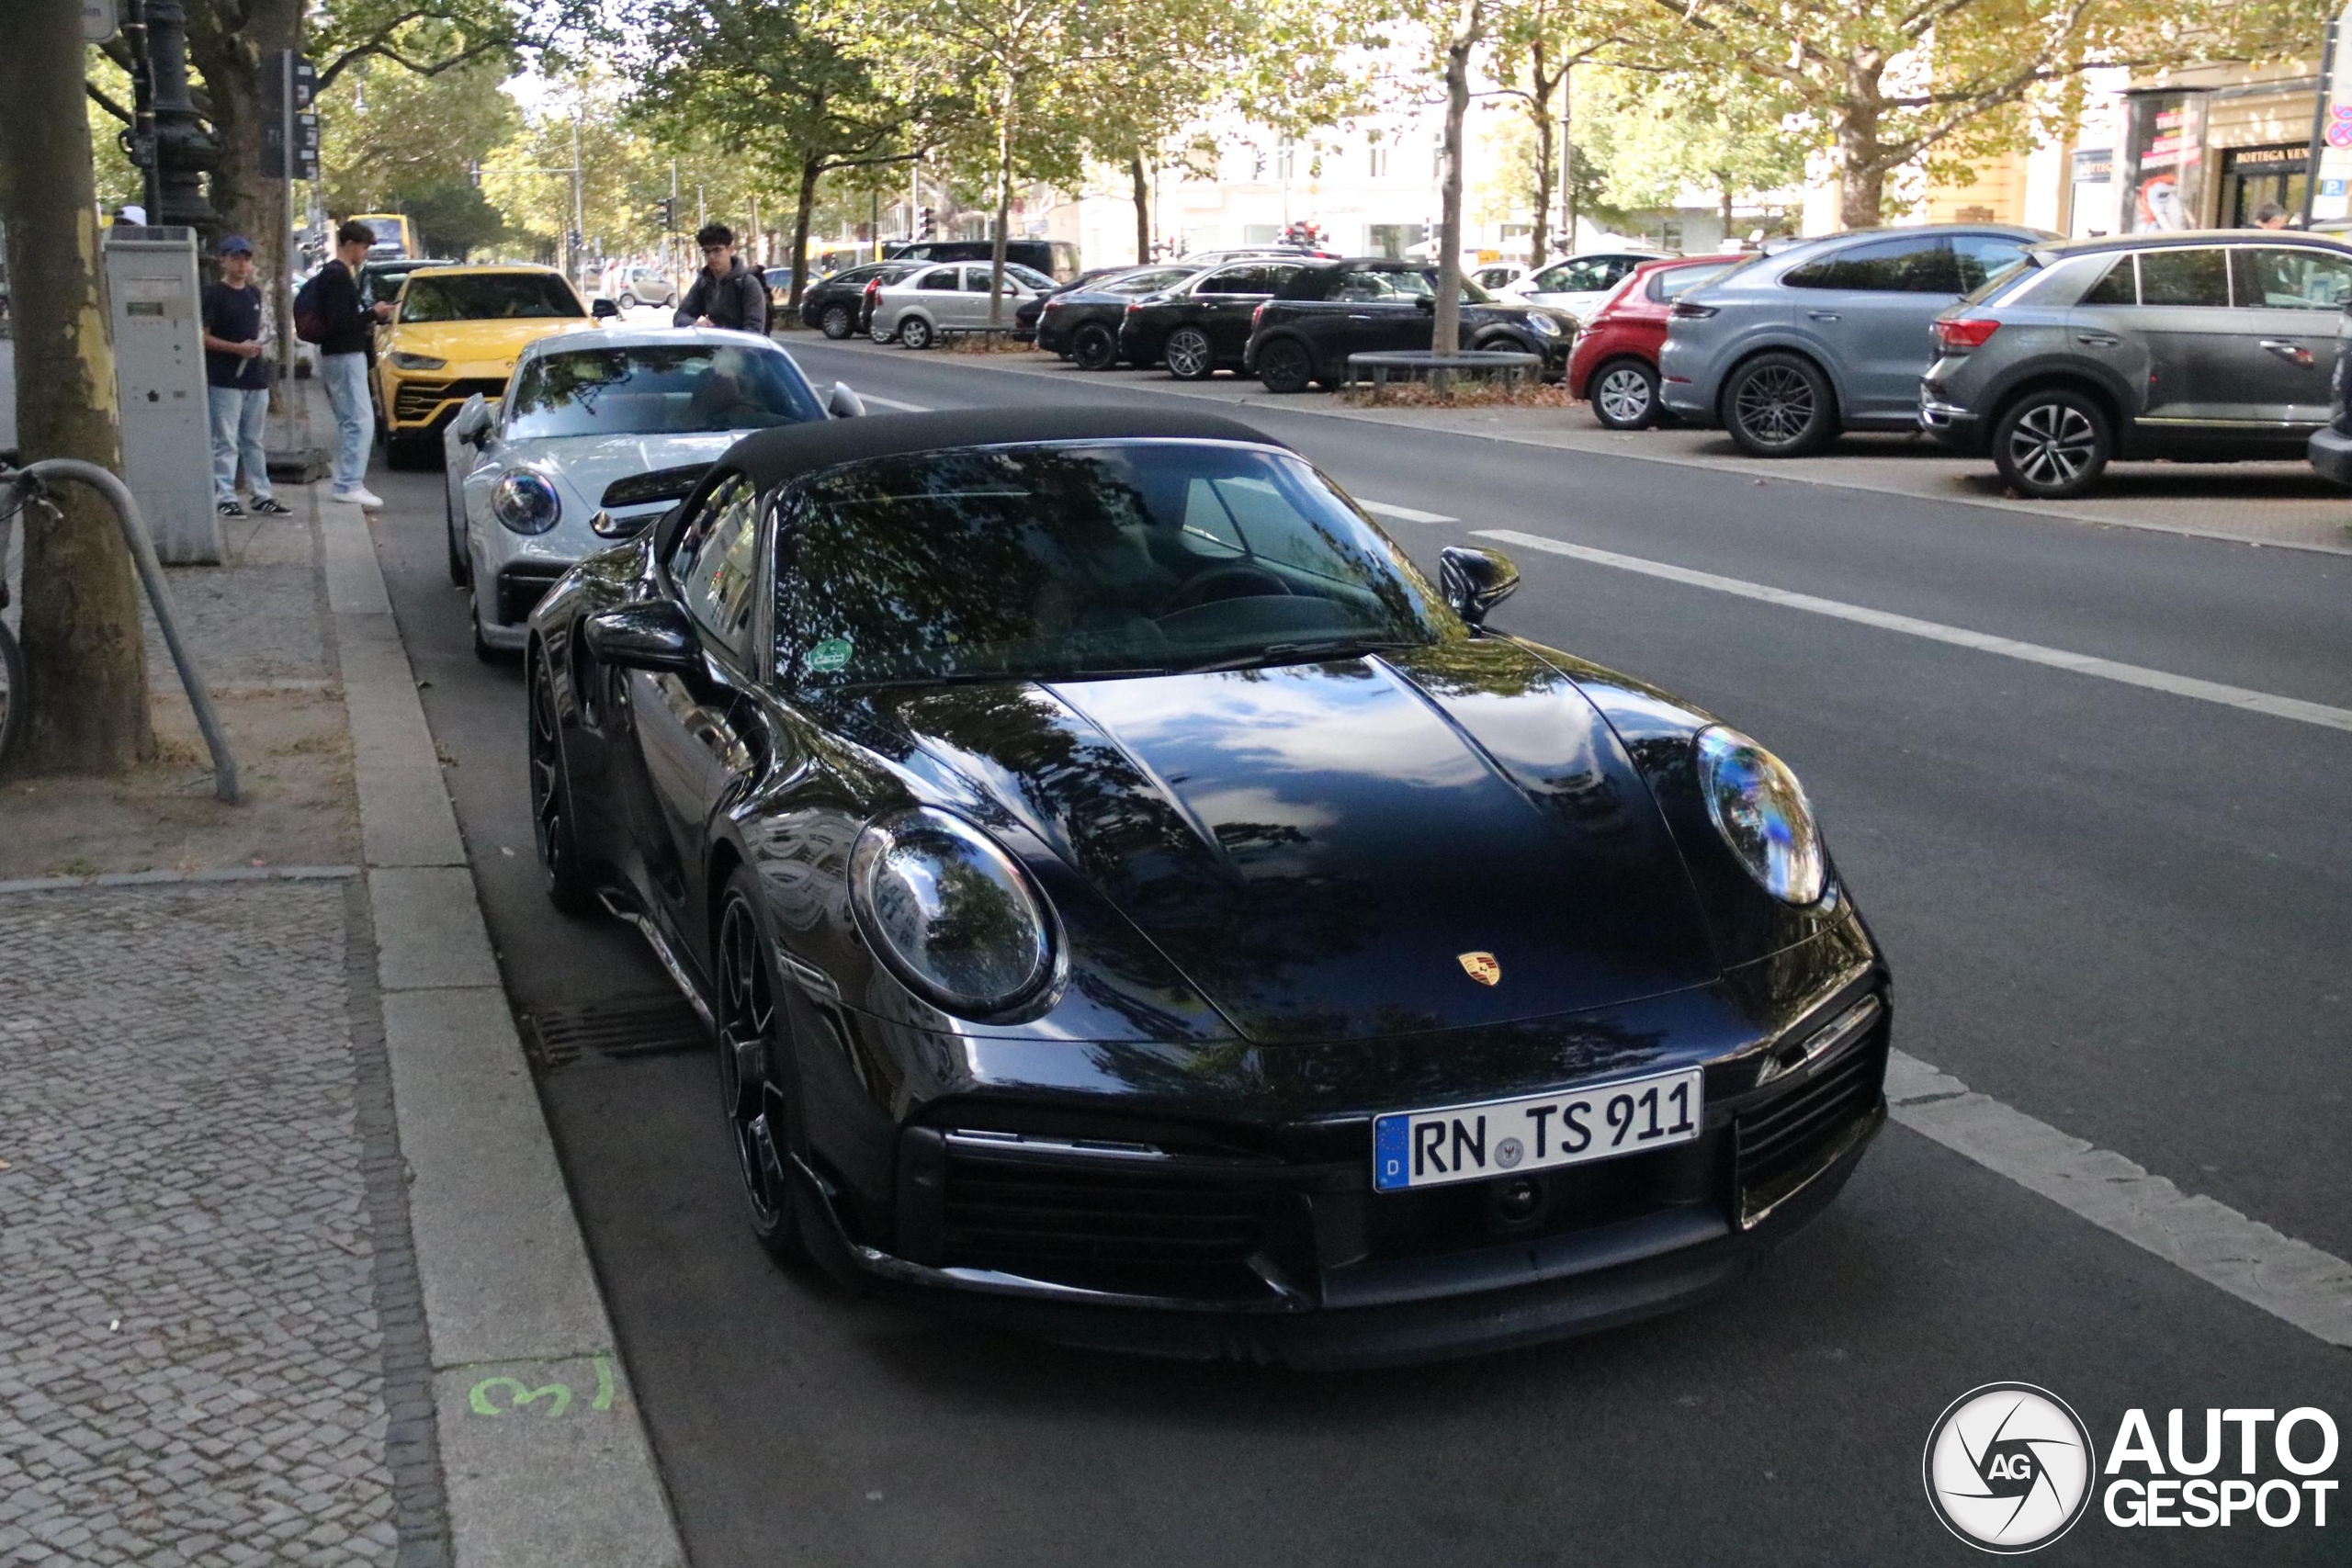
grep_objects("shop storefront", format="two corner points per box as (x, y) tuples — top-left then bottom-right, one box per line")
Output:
(2221, 143), (2312, 224)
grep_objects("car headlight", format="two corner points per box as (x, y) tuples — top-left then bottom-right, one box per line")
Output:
(1695, 726), (1826, 906)
(388, 350), (447, 371)
(492, 471), (561, 535)
(850, 807), (1056, 1016)
(1525, 313), (1562, 337)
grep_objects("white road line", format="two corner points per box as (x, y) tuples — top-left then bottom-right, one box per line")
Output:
(1886, 1052), (2352, 1347)
(856, 393), (933, 412)
(1478, 529), (2352, 735)
(1361, 500), (1461, 525)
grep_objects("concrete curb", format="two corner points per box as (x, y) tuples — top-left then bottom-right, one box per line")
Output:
(321, 492), (688, 1568)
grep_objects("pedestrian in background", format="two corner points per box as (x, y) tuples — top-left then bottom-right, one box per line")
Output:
(2252, 202), (2292, 231)
(673, 224), (768, 335)
(295, 220), (393, 509)
(200, 235), (289, 519)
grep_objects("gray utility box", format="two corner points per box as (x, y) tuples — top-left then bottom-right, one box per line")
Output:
(103, 227), (221, 564)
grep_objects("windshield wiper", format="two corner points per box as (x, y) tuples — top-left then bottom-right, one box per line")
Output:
(1175, 638), (1413, 674)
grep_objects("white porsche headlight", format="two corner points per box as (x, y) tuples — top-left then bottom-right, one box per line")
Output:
(850, 807), (1055, 1016)
(1695, 726), (1826, 906)
(492, 471), (560, 535)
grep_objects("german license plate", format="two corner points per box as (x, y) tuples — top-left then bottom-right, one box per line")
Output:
(1372, 1067), (1703, 1192)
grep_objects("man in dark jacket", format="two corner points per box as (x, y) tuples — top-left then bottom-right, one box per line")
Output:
(674, 223), (768, 335)
(307, 220), (394, 507)
(200, 235), (291, 518)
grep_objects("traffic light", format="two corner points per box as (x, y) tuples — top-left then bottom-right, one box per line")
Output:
(661, 197), (676, 231)
(919, 206), (935, 239)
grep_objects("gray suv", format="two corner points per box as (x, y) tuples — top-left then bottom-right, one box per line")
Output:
(1921, 232), (2352, 497)
(1657, 224), (2048, 457)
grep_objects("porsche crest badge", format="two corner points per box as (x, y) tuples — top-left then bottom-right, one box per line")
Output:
(1456, 951), (1500, 986)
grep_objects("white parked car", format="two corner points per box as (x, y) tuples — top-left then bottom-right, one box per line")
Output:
(1498, 250), (1673, 324)
(441, 327), (855, 658)
(869, 261), (1055, 348)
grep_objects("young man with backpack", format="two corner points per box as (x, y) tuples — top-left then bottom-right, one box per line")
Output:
(293, 220), (393, 508)
(200, 234), (290, 518)
(673, 223), (768, 335)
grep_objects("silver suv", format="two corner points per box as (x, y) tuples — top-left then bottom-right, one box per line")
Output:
(1921, 231), (2352, 498)
(1657, 224), (2048, 456)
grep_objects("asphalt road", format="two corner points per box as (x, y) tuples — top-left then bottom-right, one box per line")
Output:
(365, 335), (2352, 1567)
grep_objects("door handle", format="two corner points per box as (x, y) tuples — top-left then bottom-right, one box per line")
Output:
(1807, 311), (1841, 321)
(2260, 338), (2316, 367)
(2075, 333), (2120, 347)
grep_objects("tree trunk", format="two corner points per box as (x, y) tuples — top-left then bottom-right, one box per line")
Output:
(1561, 62), (1577, 251)
(187, 0), (299, 397)
(0, 5), (154, 774)
(1836, 79), (1884, 230)
(988, 88), (1014, 328)
(1129, 152), (1150, 264)
(1431, 4), (1479, 365)
(789, 155), (822, 310)
(1721, 182), (1736, 239)
(1527, 42), (1555, 269)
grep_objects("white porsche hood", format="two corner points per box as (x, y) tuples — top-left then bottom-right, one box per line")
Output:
(506, 430), (744, 524)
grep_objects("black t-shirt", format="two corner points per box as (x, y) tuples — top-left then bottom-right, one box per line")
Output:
(201, 281), (268, 389)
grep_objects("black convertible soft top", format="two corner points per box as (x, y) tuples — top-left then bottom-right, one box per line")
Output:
(719, 405), (1289, 491)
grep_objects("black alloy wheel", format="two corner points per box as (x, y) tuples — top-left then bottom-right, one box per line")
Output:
(717, 871), (807, 1265)
(444, 479), (469, 587)
(820, 303), (853, 340)
(1163, 326), (1216, 380)
(1071, 322), (1119, 371)
(1992, 389), (2112, 500)
(1723, 352), (1838, 457)
(899, 315), (934, 351)
(527, 646), (594, 915)
(1256, 337), (1314, 394)
(1590, 358), (1660, 430)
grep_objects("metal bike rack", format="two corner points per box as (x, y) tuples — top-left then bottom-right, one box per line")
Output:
(6, 461), (239, 803)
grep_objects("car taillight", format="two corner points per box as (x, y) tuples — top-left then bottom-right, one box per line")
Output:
(1251, 302), (1266, 329)
(1125, 300), (1142, 314)
(1669, 300), (1718, 320)
(1932, 317), (2001, 350)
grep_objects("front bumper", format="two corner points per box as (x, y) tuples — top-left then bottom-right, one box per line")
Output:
(789, 977), (1891, 1367)
(2309, 423), (2352, 487)
(387, 371), (511, 435)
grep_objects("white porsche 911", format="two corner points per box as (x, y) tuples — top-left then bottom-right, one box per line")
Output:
(442, 326), (863, 656)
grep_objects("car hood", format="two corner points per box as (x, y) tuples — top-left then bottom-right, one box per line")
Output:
(499, 429), (744, 518)
(869, 640), (1719, 1043)
(390, 317), (599, 374)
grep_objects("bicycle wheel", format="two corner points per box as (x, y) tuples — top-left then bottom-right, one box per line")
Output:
(0, 624), (24, 770)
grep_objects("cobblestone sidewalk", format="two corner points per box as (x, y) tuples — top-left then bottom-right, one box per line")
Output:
(0, 876), (442, 1566)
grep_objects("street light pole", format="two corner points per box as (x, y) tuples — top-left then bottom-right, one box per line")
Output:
(142, 0), (217, 231)
(570, 115), (586, 283)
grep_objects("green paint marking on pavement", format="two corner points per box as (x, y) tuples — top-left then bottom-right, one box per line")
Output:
(469, 1374), (573, 1418)
(593, 1354), (616, 1411)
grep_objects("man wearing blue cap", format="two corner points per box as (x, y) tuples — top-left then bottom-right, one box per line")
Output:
(200, 236), (290, 518)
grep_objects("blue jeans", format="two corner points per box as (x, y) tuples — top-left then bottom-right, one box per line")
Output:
(319, 352), (372, 492)
(207, 384), (273, 504)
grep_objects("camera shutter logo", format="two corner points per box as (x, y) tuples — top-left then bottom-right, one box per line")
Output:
(1923, 1383), (2097, 1553)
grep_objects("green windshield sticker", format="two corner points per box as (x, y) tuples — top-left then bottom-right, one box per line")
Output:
(806, 637), (854, 673)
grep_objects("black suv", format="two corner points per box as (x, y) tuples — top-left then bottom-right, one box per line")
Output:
(1032, 264), (1205, 367)
(1118, 259), (1315, 379)
(1243, 261), (1574, 392)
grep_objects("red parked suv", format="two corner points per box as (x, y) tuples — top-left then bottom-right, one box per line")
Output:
(1566, 254), (1748, 429)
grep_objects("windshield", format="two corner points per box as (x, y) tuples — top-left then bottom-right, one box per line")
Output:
(399, 273), (583, 322)
(505, 345), (822, 438)
(775, 442), (1454, 688)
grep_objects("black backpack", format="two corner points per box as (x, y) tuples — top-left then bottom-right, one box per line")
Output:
(291, 270), (329, 344)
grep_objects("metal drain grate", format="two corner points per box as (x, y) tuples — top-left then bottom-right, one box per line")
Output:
(523, 995), (707, 1072)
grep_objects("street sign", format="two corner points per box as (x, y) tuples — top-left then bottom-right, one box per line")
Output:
(261, 112), (319, 180)
(81, 0), (119, 41)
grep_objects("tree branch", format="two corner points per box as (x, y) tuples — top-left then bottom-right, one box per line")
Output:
(315, 31), (514, 93)
(85, 81), (133, 124)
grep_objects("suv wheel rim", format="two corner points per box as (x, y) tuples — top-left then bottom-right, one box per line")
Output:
(2008, 402), (2097, 489)
(1167, 331), (1209, 377)
(1733, 364), (1815, 445)
(1597, 366), (1651, 423)
(823, 306), (848, 336)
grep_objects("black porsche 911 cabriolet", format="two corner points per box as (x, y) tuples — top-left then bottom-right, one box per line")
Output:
(525, 406), (1891, 1366)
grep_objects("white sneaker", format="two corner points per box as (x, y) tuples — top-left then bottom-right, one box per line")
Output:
(334, 485), (386, 509)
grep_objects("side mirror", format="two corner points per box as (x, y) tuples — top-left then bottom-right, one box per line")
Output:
(582, 601), (700, 672)
(1414, 295), (1437, 312)
(826, 381), (866, 418)
(592, 297), (621, 320)
(449, 394), (492, 446)
(1438, 546), (1519, 627)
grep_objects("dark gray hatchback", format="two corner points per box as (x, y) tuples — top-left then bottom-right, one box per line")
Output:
(1920, 231), (2352, 497)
